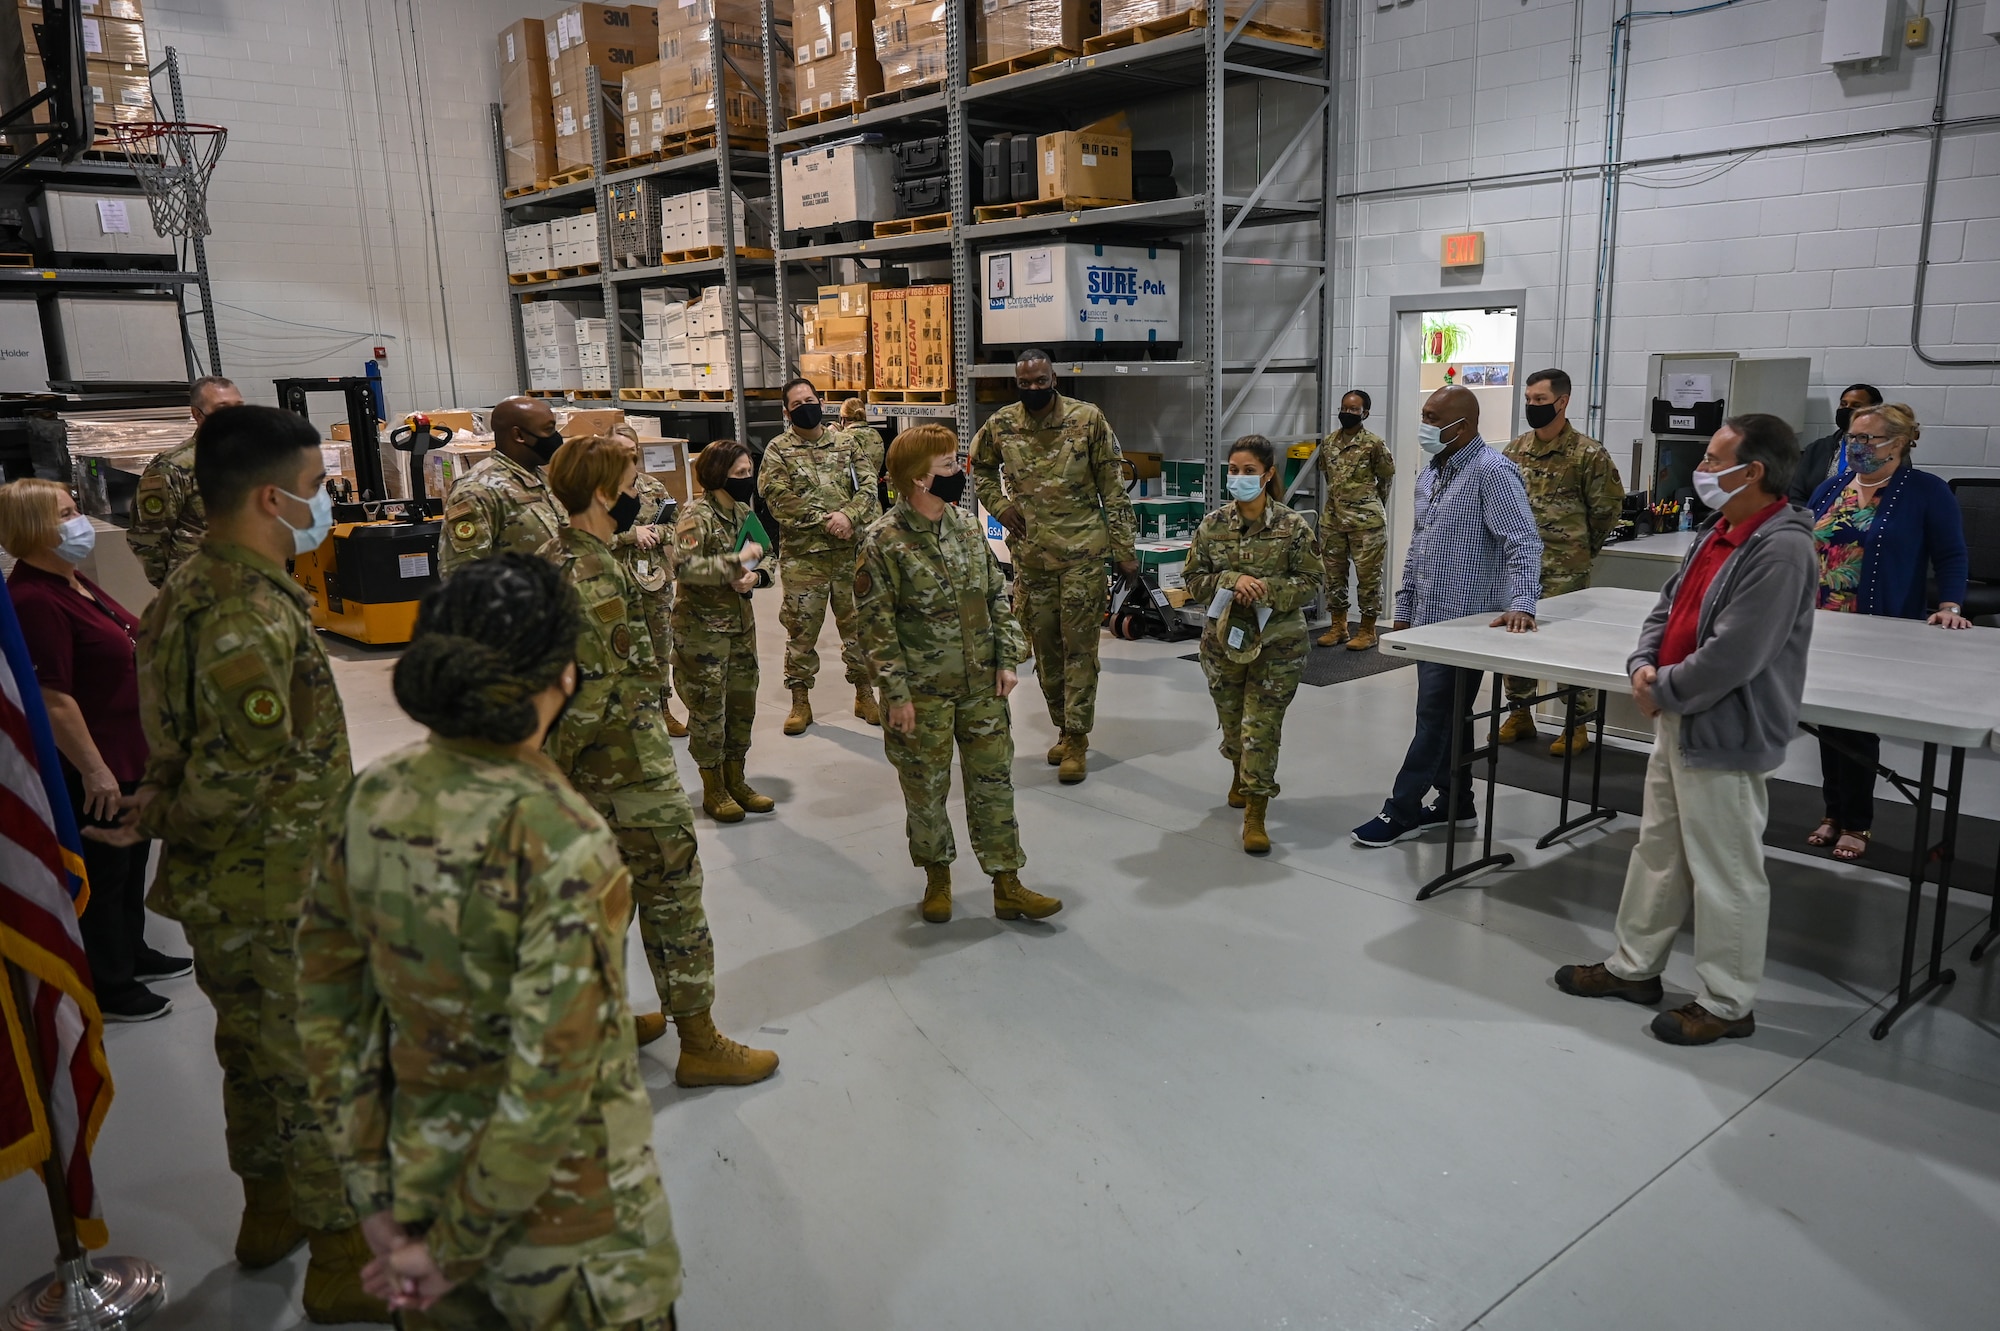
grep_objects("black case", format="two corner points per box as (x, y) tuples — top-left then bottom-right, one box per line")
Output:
(895, 174), (949, 217)
(1134, 175), (1177, 202)
(1008, 135), (1035, 201)
(981, 133), (1013, 203)
(893, 135), (947, 180)
(1649, 397), (1725, 436)
(1132, 149), (1173, 177)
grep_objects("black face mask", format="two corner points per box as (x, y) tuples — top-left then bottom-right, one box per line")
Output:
(927, 469), (967, 505)
(527, 428), (564, 467)
(1834, 406), (1854, 433)
(609, 491), (641, 533)
(1524, 402), (1560, 431)
(722, 475), (757, 504)
(1337, 411), (1364, 432)
(788, 401), (823, 431)
(1018, 386), (1056, 413)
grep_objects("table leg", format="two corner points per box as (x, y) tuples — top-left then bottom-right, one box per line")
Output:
(1969, 854), (2000, 962)
(1871, 742), (1961, 1040)
(1416, 671), (1515, 901)
(1537, 686), (1616, 851)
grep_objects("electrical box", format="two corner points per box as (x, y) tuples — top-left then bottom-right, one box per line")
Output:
(1821, 0), (1893, 65)
(37, 190), (176, 257)
(54, 296), (187, 384)
(979, 241), (1182, 359)
(0, 298), (50, 392)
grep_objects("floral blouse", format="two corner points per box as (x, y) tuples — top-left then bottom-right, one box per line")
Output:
(1814, 484), (1876, 612)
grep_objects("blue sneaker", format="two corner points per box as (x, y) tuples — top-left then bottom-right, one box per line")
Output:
(1417, 800), (1477, 832)
(1351, 809), (1423, 848)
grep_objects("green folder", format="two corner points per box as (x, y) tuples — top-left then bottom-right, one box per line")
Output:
(736, 511), (772, 553)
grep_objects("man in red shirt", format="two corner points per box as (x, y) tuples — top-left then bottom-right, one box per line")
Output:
(1554, 416), (1817, 1045)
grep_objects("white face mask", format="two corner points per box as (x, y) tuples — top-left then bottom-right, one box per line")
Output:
(277, 485), (336, 555)
(1417, 417), (1465, 455)
(1691, 462), (1748, 512)
(54, 514), (95, 565)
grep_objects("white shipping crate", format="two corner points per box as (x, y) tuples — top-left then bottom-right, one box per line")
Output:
(40, 190), (176, 257)
(781, 140), (897, 231)
(979, 242), (1183, 349)
(0, 298), (50, 393)
(55, 296), (185, 382)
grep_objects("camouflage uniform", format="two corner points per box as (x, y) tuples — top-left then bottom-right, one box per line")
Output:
(1314, 427), (1393, 621)
(757, 425), (881, 690)
(612, 471), (678, 703)
(969, 395), (1137, 738)
(670, 491), (762, 770)
(126, 435), (205, 587)
(845, 422), (887, 487)
(543, 526), (712, 1016)
(1183, 500), (1323, 798)
(440, 450), (566, 576)
(296, 737), (681, 1331)
(855, 500), (1029, 872)
(1502, 422), (1626, 705)
(136, 542), (355, 1231)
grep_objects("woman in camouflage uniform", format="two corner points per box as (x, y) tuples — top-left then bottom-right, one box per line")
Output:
(672, 440), (772, 823)
(1184, 434), (1324, 855)
(296, 555), (683, 1331)
(609, 424), (687, 737)
(838, 394), (888, 504)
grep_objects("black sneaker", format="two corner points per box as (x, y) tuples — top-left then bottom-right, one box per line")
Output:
(101, 987), (172, 1023)
(1351, 810), (1423, 848)
(1417, 800), (1477, 831)
(134, 949), (193, 982)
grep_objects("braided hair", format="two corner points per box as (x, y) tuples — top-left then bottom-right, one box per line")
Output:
(392, 553), (582, 744)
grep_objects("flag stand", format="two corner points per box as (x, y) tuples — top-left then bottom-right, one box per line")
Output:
(3, 960), (166, 1331)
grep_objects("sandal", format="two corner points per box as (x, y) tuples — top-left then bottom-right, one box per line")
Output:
(1832, 829), (1870, 863)
(1806, 819), (1839, 848)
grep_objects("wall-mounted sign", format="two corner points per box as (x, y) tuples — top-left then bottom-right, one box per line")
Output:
(1440, 231), (1485, 268)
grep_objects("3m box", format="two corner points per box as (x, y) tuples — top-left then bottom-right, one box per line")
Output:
(781, 138), (897, 231)
(980, 242), (1180, 351)
(1037, 114), (1131, 200)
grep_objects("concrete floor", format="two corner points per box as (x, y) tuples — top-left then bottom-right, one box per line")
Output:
(5, 609), (1998, 1331)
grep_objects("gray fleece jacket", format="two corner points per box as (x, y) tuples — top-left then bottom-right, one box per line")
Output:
(1627, 503), (1817, 772)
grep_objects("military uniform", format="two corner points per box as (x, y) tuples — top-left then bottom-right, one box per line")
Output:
(845, 422), (887, 487)
(1314, 426), (1393, 625)
(969, 395), (1137, 742)
(136, 542), (355, 1232)
(126, 436), (205, 587)
(611, 471), (677, 701)
(757, 425), (881, 691)
(543, 526), (711, 1016)
(855, 499), (1029, 873)
(297, 737), (681, 1331)
(1502, 422), (1625, 711)
(440, 450), (566, 576)
(671, 491), (762, 771)
(1183, 500), (1323, 801)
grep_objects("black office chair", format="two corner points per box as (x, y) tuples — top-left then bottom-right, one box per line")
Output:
(1947, 478), (2000, 620)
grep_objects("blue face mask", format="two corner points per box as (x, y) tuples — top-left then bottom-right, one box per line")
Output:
(1226, 473), (1266, 503)
(277, 485), (336, 555)
(54, 514), (95, 565)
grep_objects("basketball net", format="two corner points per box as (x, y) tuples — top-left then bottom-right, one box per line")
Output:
(96, 121), (227, 240)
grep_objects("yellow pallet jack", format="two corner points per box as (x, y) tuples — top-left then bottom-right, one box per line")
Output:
(278, 376), (450, 646)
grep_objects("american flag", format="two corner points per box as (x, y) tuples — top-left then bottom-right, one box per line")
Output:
(0, 574), (113, 1249)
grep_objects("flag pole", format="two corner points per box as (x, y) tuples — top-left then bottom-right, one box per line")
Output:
(3, 957), (167, 1331)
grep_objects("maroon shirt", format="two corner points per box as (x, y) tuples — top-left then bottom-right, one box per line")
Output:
(8, 562), (147, 783)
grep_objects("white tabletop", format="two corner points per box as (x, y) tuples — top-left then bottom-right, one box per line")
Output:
(1380, 588), (2000, 751)
(1599, 530), (1696, 562)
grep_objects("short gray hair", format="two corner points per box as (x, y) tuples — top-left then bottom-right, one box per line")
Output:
(1722, 413), (1798, 497)
(190, 375), (238, 410)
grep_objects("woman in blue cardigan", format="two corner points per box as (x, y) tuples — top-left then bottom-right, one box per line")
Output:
(1806, 402), (1970, 862)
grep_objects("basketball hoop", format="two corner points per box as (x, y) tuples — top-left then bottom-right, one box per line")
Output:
(95, 120), (227, 240)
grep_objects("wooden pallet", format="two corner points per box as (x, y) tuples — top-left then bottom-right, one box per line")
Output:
(672, 130), (767, 158)
(0, 252), (33, 268)
(867, 388), (956, 404)
(969, 45), (1078, 83)
(1083, 7), (1324, 55)
(864, 80), (944, 110)
(508, 269), (561, 286)
(972, 195), (1127, 223)
(787, 100), (868, 129)
(618, 388), (672, 401)
(605, 148), (667, 173)
(872, 212), (952, 238)
(659, 245), (778, 266)
(545, 164), (595, 188)
(503, 183), (540, 199)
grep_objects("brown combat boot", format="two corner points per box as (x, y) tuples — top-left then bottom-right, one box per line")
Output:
(992, 871), (1063, 920)
(1651, 1001), (1755, 1046)
(1497, 708), (1538, 744)
(673, 1008), (779, 1087)
(724, 760), (775, 813)
(699, 768), (744, 823)
(303, 1226), (390, 1325)
(1549, 725), (1592, 757)
(1227, 760), (1247, 809)
(920, 863), (952, 923)
(1242, 795), (1272, 855)
(855, 683), (882, 726)
(1553, 962), (1663, 1005)
(1345, 616), (1379, 651)
(1046, 735), (1068, 766)
(783, 687), (813, 735)
(634, 1012), (669, 1046)
(235, 1175), (306, 1269)
(1058, 733), (1088, 785)
(665, 707), (689, 738)
(1316, 619), (1349, 648)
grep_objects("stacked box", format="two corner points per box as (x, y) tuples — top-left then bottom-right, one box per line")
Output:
(659, 0), (785, 135)
(660, 186), (763, 254)
(505, 221), (555, 275)
(975, 0), (1095, 67)
(522, 296), (602, 391)
(0, 0), (157, 141)
(548, 212), (601, 267)
(1098, 0), (1320, 37)
(869, 288), (906, 389)
(547, 4), (657, 171)
(607, 177), (662, 266)
(906, 283), (951, 390)
(622, 64), (668, 155)
(576, 316), (613, 391)
(871, 0), (948, 94)
(792, 0), (880, 116)
(500, 17), (557, 190)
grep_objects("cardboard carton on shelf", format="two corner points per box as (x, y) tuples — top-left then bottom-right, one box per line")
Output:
(976, 0), (1096, 67)
(423, 441), (497, 501)
(905, 283), (952, 390)
(1037, 113), (1131, 201)
(872, 1), (949, 94)
(795, 50), (882, 115)
(794, 0), (875, 61)
(502, 100), (558, 190)
(1099, 0), (1320, 36)
(638, 436), (693, 505)
(817, 282), (882, 319)
(869, 288), (907, 389)
(810, 314), (871, 355)
(499, 16), (551, 107)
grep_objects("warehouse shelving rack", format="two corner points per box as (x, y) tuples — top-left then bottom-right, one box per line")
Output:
(758, 0), (1339, 473)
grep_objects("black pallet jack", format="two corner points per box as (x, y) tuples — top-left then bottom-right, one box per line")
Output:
(277, 376), (448, 646)
(1107, 567), (1196, 642)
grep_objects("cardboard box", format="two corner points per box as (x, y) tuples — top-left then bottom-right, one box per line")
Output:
(795, 50), (881, 113)
(817, 282), (881, 318)
(794, 0), (875, 61)
(1099, 0), (1319, 36)
(979, 241), (1180, 348)
(659, 0), (764, 34)
(906, 283), (951, 389)
(424, 441), (496, 500)
(79, 14), (144, 65)
(811, 313), (870, 355)
(871, 0), (948, 91)
(638, 436), (692, 505)
(499, 17), (551, 106)
(799, 351), (869, 392)
(870, 288), (907, 389)
(502, 99), (558, 190)
(975, 0), (1095, 67)
(1037, 114), (1131, 201)
(547, 3), (651, 68)
(84, 60), (149, 124)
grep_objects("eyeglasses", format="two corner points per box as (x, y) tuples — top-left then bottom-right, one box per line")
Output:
(1844, 432), (1898, 447)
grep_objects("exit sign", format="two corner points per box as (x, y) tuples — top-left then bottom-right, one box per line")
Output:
(1441, 231), (1485, 268)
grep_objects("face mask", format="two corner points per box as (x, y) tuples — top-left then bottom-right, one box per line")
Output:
(1018, 386), (1056, 413)
(528, 428), (564, 467)
(609, 491), (640, 533)
(722, 475), (757, 504)
(277, 485), (336, 555)
(927, 469), (967, 505)
(54, 514), (95, 565)
(788, 401), (823, 431)
(1691, 462), (1747, 511)
(1417, 417), (1464, 455)
(1524, 402), (1559, 431)
(1845, 438), (1891, 475)
(1337, 411), (1364, 432)
(1225, 473), (1266, 503)
(1834, 406), (1854, 434)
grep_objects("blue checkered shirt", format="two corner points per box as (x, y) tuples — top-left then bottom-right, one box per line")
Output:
(1393, 436), (1543, 627)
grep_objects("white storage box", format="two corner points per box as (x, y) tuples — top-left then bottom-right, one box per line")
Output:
(54, 296), (185, 382)
(980, 242), (1182, 349)
(0, 298), (50, 393)
(39, 190), (175, 257)
(781, 139), (897, 232)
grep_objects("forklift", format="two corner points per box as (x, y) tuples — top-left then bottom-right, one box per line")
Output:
(277, 376), (447, 646)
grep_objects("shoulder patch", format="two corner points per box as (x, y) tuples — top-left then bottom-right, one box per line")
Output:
(592, 597), (625, 624)
(208, 651), (268, 692)
(610, 623), (633, 658)
(446, 498), (475, 520)
(451, 519), (478, 543)
(855, 568), (873, 598)
(241, 687), (285, 728)
(139, 494), (167, 517)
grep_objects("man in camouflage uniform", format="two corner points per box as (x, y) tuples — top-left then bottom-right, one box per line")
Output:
(856, 428), (1061, 924)
(1314, 388), (1395, 651)
(760, 378), (883, 734)
(126, 374), (243, 586)
(439, 396), (566, 575)
(96, 405), (382, 1324)
(1501, 368), (1625, 754)
(969, 349), (1138, 785)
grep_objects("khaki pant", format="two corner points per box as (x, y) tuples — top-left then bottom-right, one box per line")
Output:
(1605, 711), (1771, 1020)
